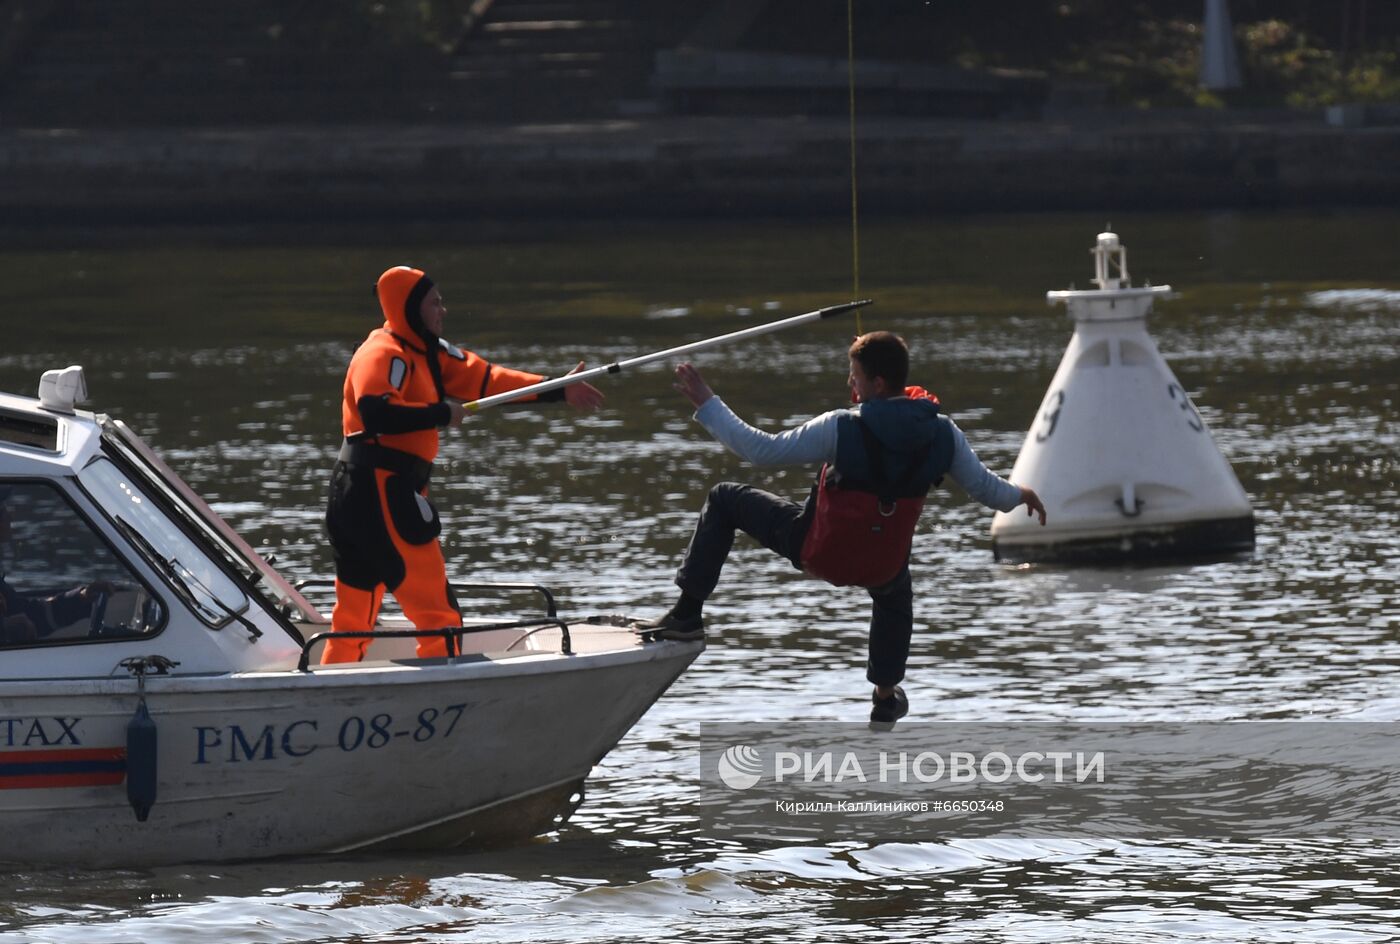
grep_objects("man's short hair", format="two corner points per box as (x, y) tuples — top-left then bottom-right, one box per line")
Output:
(848, 331), (909, 391)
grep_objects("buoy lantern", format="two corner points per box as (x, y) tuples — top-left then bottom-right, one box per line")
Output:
(990, 232), (1255, 562)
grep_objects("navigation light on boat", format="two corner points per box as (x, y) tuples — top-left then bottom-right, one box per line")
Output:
(38, 365), (88, 414)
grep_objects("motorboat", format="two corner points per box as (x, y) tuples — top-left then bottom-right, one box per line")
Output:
(0, 366), (700, 867)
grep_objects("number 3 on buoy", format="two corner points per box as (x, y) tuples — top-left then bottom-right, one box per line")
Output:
(1035, 390), (1065, 442)
(1167, 383), (1204, 432)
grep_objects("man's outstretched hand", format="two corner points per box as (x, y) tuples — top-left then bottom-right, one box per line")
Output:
(1019, 486), (1048, 526)
(673, 362), (715, 409)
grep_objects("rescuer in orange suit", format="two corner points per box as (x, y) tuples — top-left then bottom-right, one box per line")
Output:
(323, 265), (604, 663)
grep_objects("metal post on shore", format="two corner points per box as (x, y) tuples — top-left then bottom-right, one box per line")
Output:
(1200, 0), (1243, 91)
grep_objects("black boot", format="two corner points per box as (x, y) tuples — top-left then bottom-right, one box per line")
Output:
(869, 685), (908, 729)
(631, 611), (705, 641)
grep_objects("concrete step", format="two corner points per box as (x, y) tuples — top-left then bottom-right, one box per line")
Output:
(464, 25), (641, 52)
(486, 0), (639, 18)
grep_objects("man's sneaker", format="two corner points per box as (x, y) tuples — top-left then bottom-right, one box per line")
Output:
(869, 685), (909, 729)
(631, 612), (705, 641)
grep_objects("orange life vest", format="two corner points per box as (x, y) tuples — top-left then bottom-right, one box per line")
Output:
(341, 266), (545, 464)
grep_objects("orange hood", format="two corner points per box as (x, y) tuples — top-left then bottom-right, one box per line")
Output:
(376, 265), (436, 345)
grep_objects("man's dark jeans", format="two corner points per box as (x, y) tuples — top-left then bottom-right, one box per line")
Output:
(675, 482), (915, 688)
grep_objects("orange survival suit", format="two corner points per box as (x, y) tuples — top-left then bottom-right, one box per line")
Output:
(322, 266), (560, 663)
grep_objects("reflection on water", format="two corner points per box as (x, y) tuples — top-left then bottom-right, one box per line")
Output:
(1, 211), (1397, 942)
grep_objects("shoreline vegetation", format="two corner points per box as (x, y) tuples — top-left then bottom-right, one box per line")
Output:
(205, 1), (1400, 111)
(0, 2), (1396, 226)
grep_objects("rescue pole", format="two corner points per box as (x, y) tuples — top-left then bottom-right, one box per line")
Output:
(462, 299), (873, 412)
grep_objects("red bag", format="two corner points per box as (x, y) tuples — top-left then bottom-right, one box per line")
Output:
(800, 464), (924, 588)
(803, 389), (942, 588)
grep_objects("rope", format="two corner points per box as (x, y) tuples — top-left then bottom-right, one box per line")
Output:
(846, 0), (863, 336)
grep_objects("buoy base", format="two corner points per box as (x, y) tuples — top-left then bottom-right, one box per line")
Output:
(993, 515), (1255, 565)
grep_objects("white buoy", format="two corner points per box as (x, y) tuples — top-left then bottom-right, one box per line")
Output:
(990, 232), (1254, 562)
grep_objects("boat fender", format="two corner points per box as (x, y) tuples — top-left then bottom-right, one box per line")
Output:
(126, 698), (157, 822)
(119, 655), (179, 823)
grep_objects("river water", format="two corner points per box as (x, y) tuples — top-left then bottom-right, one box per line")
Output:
(1, 211), (1397, 942)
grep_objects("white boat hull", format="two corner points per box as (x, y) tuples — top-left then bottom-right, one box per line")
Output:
(1, 627), (698, 867)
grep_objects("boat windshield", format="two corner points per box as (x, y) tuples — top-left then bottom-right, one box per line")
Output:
(93, 417), (321, 624)
(80, 457), (248, 628)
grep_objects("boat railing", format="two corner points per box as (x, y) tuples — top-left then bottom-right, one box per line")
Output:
(297, 615), (573, 672)
(293, 578), (558, 618)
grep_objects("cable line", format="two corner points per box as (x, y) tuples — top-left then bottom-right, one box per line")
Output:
(847, 0), (863, 336)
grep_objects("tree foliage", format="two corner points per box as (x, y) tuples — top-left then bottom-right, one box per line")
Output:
(747, 0), (1400, 107)
(273, 1), (1400, 107)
